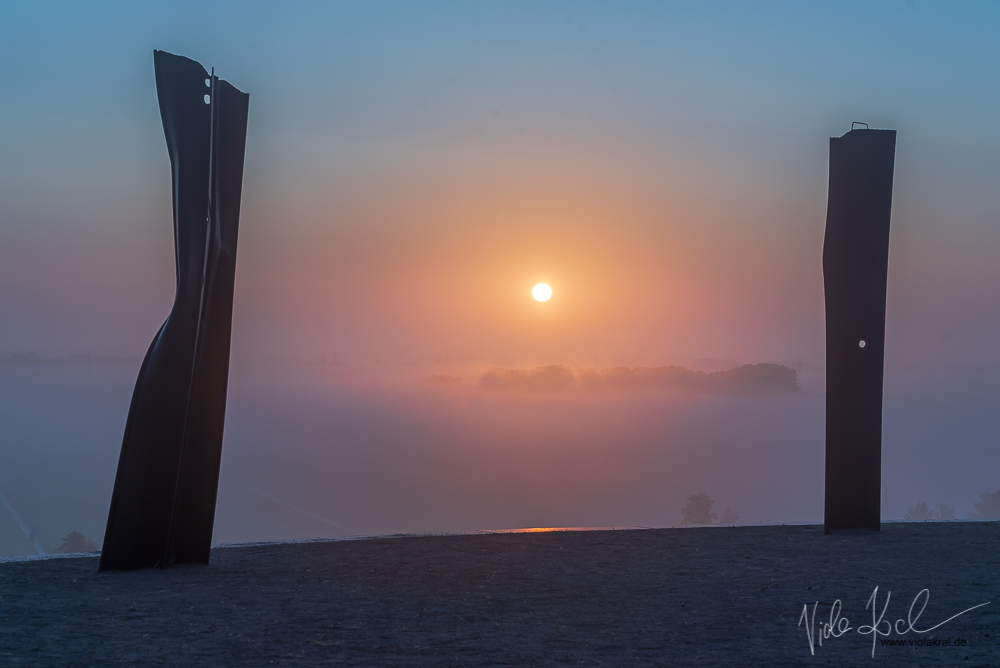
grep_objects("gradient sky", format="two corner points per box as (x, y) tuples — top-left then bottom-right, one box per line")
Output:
(2, 2), (1000, 552)
(2, 1), (998, 368)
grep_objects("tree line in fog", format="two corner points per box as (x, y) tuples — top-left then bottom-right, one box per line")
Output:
(478, 363), (799, 394)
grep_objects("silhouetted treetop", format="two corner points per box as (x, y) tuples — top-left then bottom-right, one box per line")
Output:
(54, 531), (98, 553)
(903, 502), (934, 520)
(680, 494), (718, 525)
(968, 490), (1000, 519)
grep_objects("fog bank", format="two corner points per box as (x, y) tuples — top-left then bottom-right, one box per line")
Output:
(2, 360), (999, 556)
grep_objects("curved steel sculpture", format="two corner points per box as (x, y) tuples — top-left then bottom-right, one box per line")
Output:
(100, 51), (249, 570)
(822, 126), (896, 534)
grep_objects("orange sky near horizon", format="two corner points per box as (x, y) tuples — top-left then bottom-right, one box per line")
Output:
(1, 2), (998, 376)
(230, 132), (826, 369)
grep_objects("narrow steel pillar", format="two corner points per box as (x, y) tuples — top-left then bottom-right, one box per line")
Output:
(823, 126), (896, 534)
(100, 51), (249, 570)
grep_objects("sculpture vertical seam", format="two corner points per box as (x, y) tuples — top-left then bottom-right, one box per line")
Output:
(822, 127), (895, 534)
(99, 51), (249, 571)
(165, 66), (215, 567)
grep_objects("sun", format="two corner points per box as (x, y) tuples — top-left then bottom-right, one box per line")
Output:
(532, 283), (552, 302)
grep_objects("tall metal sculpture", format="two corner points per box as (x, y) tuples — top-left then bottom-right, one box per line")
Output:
(823, 125), (896, 533)
(100, 51), (249, 570)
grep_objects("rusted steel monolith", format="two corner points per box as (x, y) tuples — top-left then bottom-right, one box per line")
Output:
(823, 125), (896, 534)
(100, 51), (249, 570)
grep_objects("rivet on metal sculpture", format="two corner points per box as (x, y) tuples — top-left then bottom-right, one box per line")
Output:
(822, 125), (896, 534)
(99, 51), (249, 571)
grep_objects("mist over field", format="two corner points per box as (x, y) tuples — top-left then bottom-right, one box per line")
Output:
(2, 356), (1000, 557)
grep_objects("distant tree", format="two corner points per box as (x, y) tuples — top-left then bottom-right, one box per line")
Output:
(719, 507), (740, 525)
(937, 503), (956, 520)
(680, 494), (718, 525)
(968, 490), (1000, 519)
(903, 502), (934, 520)
(54, 531), (98, 553)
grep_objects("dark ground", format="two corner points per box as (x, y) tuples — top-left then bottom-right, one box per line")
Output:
(2, 523), (999, 667)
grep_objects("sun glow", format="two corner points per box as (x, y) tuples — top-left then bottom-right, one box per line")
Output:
(532, 283), (552, 302)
